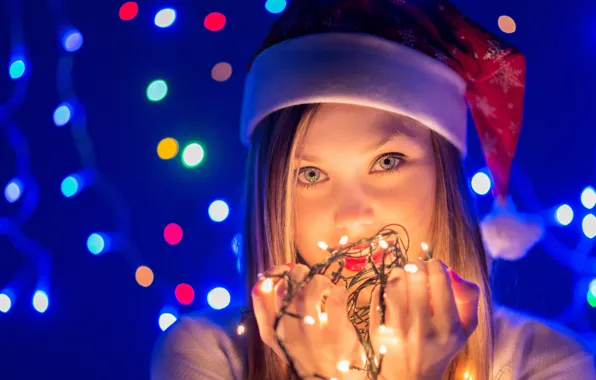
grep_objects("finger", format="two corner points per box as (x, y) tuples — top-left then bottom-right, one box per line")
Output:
(426, 259), (459, 332)
(405, 259), (431, 328)
(449, 269), (481, 339)
(325, 285), (359, 356)
(385, 267), (408, 335)
(298, 274), (334, 326)
(279, 264), (311, 343)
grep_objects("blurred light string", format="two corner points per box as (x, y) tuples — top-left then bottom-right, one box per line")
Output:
(46, 0), (145, 265)
(1, 0), (51, 296)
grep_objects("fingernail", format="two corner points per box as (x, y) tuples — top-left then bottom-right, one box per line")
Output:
(448, 269), (464, 283)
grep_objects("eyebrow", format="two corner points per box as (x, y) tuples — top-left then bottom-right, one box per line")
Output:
(298, 120), (420, 162)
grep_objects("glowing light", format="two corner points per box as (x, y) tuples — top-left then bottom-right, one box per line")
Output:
(207, 287), (231, 310)
(158, 312), (177, 331)
(581, 186), (596, 209)
(265, 0), (287, 14)
(204, 12), (226, 31)
(147, 80), (168, 102)
(208, 200), (230, 222)
(0, 293), (12, 313)
(339, 236), (349, 245)
(589, 279), (596, 297)
(155, 8), (176, 28)
(237, 324), (245, 335)
(119, 2), (139, 21)
(498, 15), (516, 34)
(32, 290), (49, 313)
(5, 179), (23, 203)
(379, 239), (388, 249)
(337, 360), (351, 373)
(87, 233), (110, 255)
(588, 290), (596, 308)
(9, 59), (25, 79)
(582, 214), (596, 239)
(379, 344), (387, 354)
(53, 103), (73, 126)
(182, 143), (205, 167)
(175, 283), (195, 305)
(317, 241), (328, 250)
(135, 266), (154, 287)
(260, 278), (274, 293)
(471, 171), (491, 195)
(304, 315), (315, 325)
(164, 223), (183, 245)
(61, 175), (82, 197)
(404, 263), (418, 273)
(231, 234), (242, 255)
(62, 30), (83, 52)
(157, 137), (179, 160)
(555, 204), (574, 226)
(211, 62), (233, 82)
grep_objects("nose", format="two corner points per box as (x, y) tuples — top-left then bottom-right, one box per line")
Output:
(334, 191), (374, 235)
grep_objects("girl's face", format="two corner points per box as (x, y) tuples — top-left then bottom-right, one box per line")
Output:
(294, 103), (437, 273)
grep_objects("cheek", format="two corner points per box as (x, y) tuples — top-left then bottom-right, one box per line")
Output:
(294, 194), (335, 265)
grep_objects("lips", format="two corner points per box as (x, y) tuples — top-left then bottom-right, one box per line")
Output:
(333, 240), (395, 272)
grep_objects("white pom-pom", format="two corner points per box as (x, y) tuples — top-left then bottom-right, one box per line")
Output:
(480, 197), (545, 260)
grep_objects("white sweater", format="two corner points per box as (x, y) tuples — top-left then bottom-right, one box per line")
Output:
(151, 305), (596, 379)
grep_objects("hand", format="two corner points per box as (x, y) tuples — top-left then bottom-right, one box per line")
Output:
(369, 259), (480, 380)
(252, 264), (364, 379)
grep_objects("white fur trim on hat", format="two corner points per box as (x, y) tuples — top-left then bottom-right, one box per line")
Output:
(240, 32), (468, 154)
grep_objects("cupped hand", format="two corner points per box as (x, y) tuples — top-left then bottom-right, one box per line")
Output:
(369, 259), (480, 380)
(251, 264), (365, 379)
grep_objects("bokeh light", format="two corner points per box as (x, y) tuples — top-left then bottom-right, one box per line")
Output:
(555, 204), (574, 226)
(182, 143), (205, 167)
(208, 200), (230, 222)
(157, 137), (179, 160)
(582, 214), (596, 239)
(119, 1), (139, 21)
(155, 8), (176, 28)
(471, 171), (491, 195)
(231, 233), (242, 256)
(87, 233), (110, 255)
(135, 266), (154, 287)
(164, 223), (183, 245)
(53, 102), (73, 127)
(32, 290), (49, 313)
(581, 186), (596, 209)
(265, 0), (287, 14)
(147, 80), (168, 102)
(211, 62), (232, 82)
(207, 287), (231, 310)
(175, 283), (195, 306)
(61, 174), (82, 198)
(62, 29), (84, 52)
(498, 15), (516, 34)
(5, 179), (23, 203)
(0, 293), (12, 313)
(9, 59), (25, 79)
(204, 12), (226, 32)
(588, 289), (596, 308)
(158, 312), (178, 331)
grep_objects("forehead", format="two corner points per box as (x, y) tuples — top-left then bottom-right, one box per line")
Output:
(301, 103), (429, 152)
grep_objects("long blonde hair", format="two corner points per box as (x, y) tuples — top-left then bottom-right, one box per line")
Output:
(240, 104), (493, 380)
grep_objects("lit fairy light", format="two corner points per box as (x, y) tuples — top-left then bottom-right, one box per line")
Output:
(317, 241), (328, 250)
(318, 311), (328, 325)
(421, 241), (429, 251)
(378, 239), (388, 249)
(404, 263), (418, 273)
(236, 324), (245, 335)
(260, 278), (274, 293)
(339, 235), (349, 245)
(337, 360), (351, 373)
(379, 344), (388, 354)
(303, 315), (316, 325)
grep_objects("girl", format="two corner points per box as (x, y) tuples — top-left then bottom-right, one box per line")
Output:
(151, 0), (595, 379)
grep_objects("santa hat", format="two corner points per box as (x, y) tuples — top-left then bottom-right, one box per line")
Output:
(240, 0), (543, 260)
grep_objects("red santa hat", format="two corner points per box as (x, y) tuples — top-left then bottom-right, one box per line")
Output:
(240, 0), (543, 260)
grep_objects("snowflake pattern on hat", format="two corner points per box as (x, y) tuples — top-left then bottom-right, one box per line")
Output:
(249, 0), (526, 199)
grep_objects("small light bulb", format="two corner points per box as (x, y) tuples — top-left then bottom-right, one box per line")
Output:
(236, 324), (245, 335)
(317, 241), (328, 250)
(318, 311), (328, 324)
(337, 360), (351, 372)
(463, 372), (470, 379)
(421, 242), (429, 251)
(339, 235), (349, 245)
(304, 315), (315, 325)
(404, 263), (418, 273)
(260, 278), (274, 293)
(378, 239), (388, 249)
(379, 344), (387, 354)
